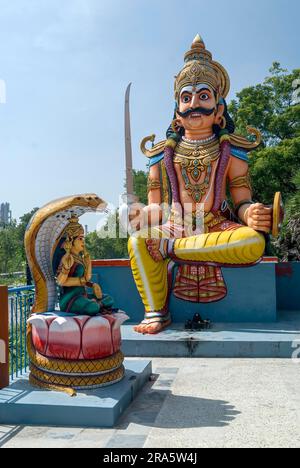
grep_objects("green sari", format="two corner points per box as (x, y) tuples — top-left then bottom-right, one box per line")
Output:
(59, 262), (114, 316)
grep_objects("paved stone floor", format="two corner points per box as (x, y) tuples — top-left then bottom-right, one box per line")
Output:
(1, 358), (300, 448)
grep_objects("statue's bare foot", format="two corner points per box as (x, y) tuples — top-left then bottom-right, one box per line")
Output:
(146, 239), (167, 262)
(134, 319), (171, 335)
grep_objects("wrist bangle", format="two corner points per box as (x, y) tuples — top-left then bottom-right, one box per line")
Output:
(234, 200), (254, 219)
(243, 207), (250, 225)
(80, 277), (86, 286)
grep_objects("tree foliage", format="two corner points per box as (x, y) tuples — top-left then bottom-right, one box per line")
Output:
(0, 208), (38, 275)
(86, 170), (148, 259)
(229, 63), (300, 258)
(274, 170), (300, 261)
(132, 169), (148, 205)
(85, 212), (128, 260)
(249, 137), (300, 205)
(229, 63), (300, 145)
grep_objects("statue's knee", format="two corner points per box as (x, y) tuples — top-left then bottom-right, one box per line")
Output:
(247, 228), (266, 261)
(84, 301), (100, 316)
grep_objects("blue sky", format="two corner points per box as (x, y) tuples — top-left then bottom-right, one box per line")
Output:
(0, 0), (299, 229)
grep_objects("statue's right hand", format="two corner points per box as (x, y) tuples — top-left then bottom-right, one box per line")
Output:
(119, 199), (145, 233)
(62, 253), (74, 271)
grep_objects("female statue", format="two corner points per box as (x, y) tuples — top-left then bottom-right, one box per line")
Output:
(25, 194), (128, 393)
(56, 216), (114, 316)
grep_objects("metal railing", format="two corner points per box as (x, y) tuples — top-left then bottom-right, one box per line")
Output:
(0, 272), (24, 278)
(8, 286), (35, 379)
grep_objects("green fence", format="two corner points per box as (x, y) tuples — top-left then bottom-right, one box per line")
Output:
(8, 286), (35, 379)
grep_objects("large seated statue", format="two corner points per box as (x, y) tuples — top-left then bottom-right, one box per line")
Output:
(127, 35), (282, 335)
(25, 194), (128, 395)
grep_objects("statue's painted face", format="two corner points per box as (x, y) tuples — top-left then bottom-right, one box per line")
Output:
(176, 84), (224, 133)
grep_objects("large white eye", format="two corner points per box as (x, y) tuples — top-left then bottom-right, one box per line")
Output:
(199, 93), (210, 101)
(181, 94), (191, 103)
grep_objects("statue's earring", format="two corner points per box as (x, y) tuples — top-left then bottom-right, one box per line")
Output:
(172, 119), (182, 133)
(219, 116), (227, 129)
(64, 237), (72, 254)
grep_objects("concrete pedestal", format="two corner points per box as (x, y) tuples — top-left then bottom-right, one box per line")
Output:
(0, 360), (152, 428)
(121, 312), (300, 358)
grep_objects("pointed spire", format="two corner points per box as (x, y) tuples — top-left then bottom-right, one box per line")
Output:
(192, 34), (205, 50)
(193, 34), (202, 44)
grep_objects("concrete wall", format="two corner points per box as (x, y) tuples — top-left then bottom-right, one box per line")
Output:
(92, 260), (279, 323)
(276, 262), (300, 311)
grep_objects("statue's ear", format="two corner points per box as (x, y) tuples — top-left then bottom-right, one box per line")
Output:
(175, 112), (184, 127)
(214, 100), (225, 126)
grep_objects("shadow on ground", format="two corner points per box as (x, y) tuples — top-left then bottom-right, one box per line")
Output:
(0, 425), (24, 448)
(117, 378), (240, 430)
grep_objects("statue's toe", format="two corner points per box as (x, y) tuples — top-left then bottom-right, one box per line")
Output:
(133, 320), (171, 335)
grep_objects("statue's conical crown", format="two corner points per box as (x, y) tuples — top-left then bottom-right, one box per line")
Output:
(64, 215), (84, 239)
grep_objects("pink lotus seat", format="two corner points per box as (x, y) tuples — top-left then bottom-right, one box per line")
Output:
(27, 312), (129, 360)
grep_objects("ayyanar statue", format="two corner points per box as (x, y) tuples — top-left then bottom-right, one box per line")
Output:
(127, 35), (282, 335)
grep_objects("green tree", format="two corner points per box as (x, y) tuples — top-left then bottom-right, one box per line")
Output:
(86, 212), (128, 259)
(286, 170), (300, 217)
(249, 137), (300, 205)
(0, 208), (39, 278)
(132, 169), (148, 205)
(229, 63), (300, 145)
(0, 222), (18, 273)
(16, 208), (39, 263)
(228, 63), (300, 205)
(86, 170), (148, 259)
(228, 63), (300, 259)
(274, 170), (300, 261)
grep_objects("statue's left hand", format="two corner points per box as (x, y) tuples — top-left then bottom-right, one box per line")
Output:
(93, 283), (103, 300)
(245, 203), (272, 233)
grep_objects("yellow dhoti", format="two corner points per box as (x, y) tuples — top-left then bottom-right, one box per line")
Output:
(128, 213), (265, 324)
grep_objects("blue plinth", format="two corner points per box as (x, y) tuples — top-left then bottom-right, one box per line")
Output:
(93, 262), (277, 323)
(276, 262), (300, 310)
(0, 360), (152, 428)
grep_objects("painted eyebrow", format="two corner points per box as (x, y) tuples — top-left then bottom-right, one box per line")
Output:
(196, 88), (211, 94)
(181, 87), (212, 95)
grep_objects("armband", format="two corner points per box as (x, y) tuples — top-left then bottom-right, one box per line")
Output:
(230, 174), (252, 191)
(147, 178), (161, 193)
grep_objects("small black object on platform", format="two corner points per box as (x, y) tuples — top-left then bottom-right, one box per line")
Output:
(185, 313), (211, 331)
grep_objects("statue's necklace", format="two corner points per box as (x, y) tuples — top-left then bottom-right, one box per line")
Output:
(174, 138), (220, 203)
(71, 252), (85, 267)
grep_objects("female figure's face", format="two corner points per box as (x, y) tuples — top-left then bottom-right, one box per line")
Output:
(72, 232), (85, 253)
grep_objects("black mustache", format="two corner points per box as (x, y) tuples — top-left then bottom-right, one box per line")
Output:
(177, 107), (216, 118)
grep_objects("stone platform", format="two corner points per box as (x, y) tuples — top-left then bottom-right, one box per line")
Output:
(0, 360), (152, 428)
(121, 311), (300, 358)
(93, 260), (280, 323)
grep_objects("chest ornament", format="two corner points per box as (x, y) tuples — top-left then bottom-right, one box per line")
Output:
(173, 139), (220, 203)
